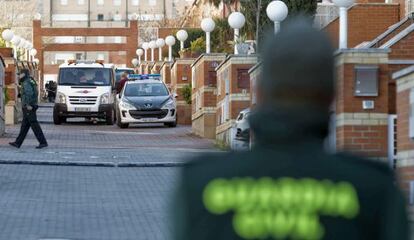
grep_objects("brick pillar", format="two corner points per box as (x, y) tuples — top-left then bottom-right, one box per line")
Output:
(215, 55), (258, 145)
(127, 20), (138, 68)
(1, 48), (20, 124)
(171, 58), (194, 125)
(394, 67), (414, 201)
(335, 49), (391, 162)
(160, 61), (172, 86)
(150, 61), (162, 74)
(191, 53), (226, 139)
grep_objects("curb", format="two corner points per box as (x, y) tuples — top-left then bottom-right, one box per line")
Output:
(0, 159), (186, 168)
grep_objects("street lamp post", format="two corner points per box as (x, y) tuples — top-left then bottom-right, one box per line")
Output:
(30, 48), (37, 62)
(142, 42), (149, 62)
(333, 0), (354, 49)
(156, 38), (165, 61)
(165, 36), (176, 62)
(1, 29), (14, 48)
(11, 35), (21, 58)
(228, 12), (246, 55)
(131, 58), (139, 67)
(201, 18), (215, 54)
(266, 0), (288, 34)
(176, 30), (188, 51)
(149, 40), (157, 62)
(136, 48), (144, 65)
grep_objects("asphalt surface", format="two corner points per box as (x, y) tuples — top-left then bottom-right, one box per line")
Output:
(0, 104), (219, 240)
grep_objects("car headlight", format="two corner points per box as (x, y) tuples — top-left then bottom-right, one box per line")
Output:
(120, 99), (136, 110)
(162, 98), (175, 109)
(100, 93), (110, 104)
(56, 92), (66, 104)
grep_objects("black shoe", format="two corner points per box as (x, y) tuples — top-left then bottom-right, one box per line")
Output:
(36, 143), (48, 149)
(9, 142), (21, 148)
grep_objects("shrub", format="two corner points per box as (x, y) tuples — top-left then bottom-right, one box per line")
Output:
(180, 84), (192, 105)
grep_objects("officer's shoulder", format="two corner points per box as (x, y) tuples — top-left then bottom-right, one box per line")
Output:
(334, 152), (394, 177)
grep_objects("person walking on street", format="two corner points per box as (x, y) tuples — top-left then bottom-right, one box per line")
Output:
(172, 17), (409, 240)
(9, 69), (48, 149)
(117, 72), (129, 94)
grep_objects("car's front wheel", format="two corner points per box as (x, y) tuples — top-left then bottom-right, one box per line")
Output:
(116, 110), (129, 129)
(53, 109), (66, 125)
(106, 108), (115, 125)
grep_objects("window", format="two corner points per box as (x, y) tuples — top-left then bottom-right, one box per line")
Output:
(237, 69), (250, 89)
(97, 0), (104, 5)
(148, 0), (156, 6)
(354, 65), (379, 96)
(132, 0), (139, 5)
(97, 14), (104, 21)
(207, 71), (217, 86)
(113, 0), (121, 5)
(78, 0), (85, 5)
(97, 36), (104, 43)
(60, 0), (68, 5)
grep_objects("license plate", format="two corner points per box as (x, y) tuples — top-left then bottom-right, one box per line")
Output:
(74, 107), (90, 112)
(142, 118), (158, 122)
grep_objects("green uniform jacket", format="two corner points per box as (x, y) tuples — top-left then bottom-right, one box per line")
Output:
(173, 107), (409, 240)
(21, 77), (38, 107)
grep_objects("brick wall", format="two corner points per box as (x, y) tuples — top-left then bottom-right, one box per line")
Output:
(324, 4), (400, 49)
(388, 32), (414, 60)
(335, 50), (391, 160)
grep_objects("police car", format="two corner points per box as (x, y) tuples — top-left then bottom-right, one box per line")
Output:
(115, 74), (177, 128)
(53, 60), (116, 125)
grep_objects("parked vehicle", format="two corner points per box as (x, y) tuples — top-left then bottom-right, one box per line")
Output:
(235, 108), (250, 142)
(53, 60), (116, 125)
(116, 74), (177, 128)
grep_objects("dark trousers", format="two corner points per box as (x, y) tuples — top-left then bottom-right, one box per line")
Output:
(15, 107), (47, 146)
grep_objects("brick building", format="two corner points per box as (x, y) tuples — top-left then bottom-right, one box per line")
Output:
(215, 55), (257, 145)
(191, 53), (226, 139)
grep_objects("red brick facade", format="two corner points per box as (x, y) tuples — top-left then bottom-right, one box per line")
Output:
(324, 3), (400, 49)
(171, 58), (194, 125)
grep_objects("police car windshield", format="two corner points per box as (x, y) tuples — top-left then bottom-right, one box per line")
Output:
(115, 69), (135, 82)
(59, 68), (111, 86)
(124, 83), (169, 97)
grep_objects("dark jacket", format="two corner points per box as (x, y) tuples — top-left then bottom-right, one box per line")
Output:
(173, 107), (409, 240)
(117, 77), (128, 94)
(21, 77), (38, 107)
(173, 18), (409, 240)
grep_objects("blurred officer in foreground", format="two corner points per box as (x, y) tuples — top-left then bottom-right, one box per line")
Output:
(172, 17), (409, 240)
(9, 69), (48, 149)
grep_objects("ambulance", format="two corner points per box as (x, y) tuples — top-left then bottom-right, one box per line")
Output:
(53, 60), (116, 125)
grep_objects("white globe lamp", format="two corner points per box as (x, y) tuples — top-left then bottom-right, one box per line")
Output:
(266, 0), (288, 34)
(11, 35), (21, 46)
(176, 30), (188, 51)
(33, 58), (40, 65)
(131, 58), (139, 67)
(136, 48), (144, 64)
(30, 49), (37, 56)
(1, 29), (14, 42)
(165, 36), (176, 62)
(149, 40), (157, 62)
(228, 12), (246, 54)
(333, 0), (355, 49)
(201, 18), (215, 54)
(156, 38), (165, 61)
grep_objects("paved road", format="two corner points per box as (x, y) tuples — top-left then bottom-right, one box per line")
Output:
(0, 104), (220, 240)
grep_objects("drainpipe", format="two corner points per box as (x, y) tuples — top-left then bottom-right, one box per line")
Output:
(88, 0), (91, 27)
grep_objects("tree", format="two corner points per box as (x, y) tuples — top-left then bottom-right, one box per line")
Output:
(0, 0), (39, 41)
(240, 0), (317, 48)
(209, 0), (239, 16)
